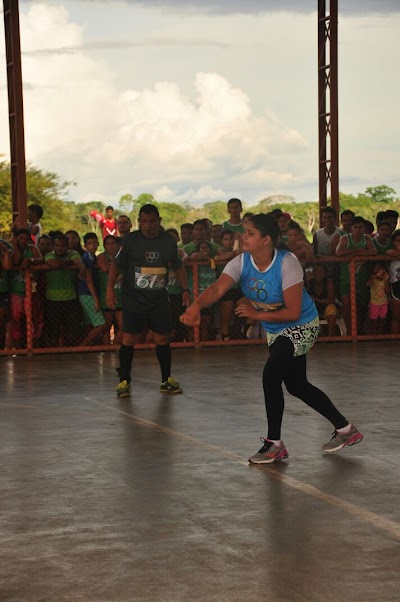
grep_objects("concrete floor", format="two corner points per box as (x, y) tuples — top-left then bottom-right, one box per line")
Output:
(0, 342), (399, 602)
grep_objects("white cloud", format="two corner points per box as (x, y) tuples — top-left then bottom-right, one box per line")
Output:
(1, 2), (399, 206)
(0, 3), (309, 205)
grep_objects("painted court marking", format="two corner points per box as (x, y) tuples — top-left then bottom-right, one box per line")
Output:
(84, 396), (400, 541)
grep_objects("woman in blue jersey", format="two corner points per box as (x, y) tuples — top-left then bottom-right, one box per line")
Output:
(181, 214), (363, 463)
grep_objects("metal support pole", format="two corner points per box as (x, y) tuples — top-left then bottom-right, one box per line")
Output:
(3, 0), (28, 228)
(318, 0), (339, 225)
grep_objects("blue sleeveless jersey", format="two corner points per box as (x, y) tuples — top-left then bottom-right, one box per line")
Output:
(240, 249), (317, 334)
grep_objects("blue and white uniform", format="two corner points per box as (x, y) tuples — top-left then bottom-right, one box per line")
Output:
(223, 248), (319, 356)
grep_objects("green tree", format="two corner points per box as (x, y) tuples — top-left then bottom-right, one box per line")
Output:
(364, 185), (397, 204)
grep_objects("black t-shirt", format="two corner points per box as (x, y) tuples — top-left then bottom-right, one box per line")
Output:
(114, 230), (182, 312)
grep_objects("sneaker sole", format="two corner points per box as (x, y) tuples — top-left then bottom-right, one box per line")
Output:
(248, 452), (289, 464)
(323, 433), (363, 453)
(160, 389), (183, 395)
(117, 392), (131, 399)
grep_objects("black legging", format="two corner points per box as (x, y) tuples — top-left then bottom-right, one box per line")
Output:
(263, 336), (348, 440)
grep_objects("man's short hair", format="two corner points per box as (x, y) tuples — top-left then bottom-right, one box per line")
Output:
(105, 205), (114, 211)
(321, 206), (337, 217)
(227, 197), (242, 209)
(352, 216), (365, 225)
(385, 209), (399, 219)
(340, 209), (355, 218)
(193, 219), (205, 228)
(139, 204), (159, 218)
(83, 232), (98, 245)
(180, 223), (193, 230)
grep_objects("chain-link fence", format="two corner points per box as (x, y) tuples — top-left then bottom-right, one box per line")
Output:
(0, 256), (399, 356)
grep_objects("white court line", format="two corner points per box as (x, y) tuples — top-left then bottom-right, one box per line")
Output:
(84, 396), (400, 541)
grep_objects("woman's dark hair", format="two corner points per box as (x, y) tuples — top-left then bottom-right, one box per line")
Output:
(196, 239), (212, 252)
(248, 214), (281, 247)
(103, 235), (119, 245)
(64, 229), (85, 255)
(391, 229), (400, 242)
(287, 220), (303, 232)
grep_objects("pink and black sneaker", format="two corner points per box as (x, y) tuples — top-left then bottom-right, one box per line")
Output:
(248, 438), (289, 464)
(322, 425), (363, 453)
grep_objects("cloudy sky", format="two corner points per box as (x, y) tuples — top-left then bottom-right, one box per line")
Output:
(1, 0), (399, 207)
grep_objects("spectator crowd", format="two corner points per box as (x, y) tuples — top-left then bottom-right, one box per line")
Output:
(0, 199), (399, 350)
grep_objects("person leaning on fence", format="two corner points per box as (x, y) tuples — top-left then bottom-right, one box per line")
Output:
(215, 229), (242, 340)
(180, 213), (363, 463)
(97, 235), (123, 345)
(385, 210), (399, 234)
(65, 230), (85, 257)
(106, 203), (191, 399)
(306, 262), (338, 337)
(387, 229), (400, 334)
(178, 223), (194, 248)
(286, 221), (314, 264)
(9, 229), (43, 348)
(78, 233), (106, 346)
(335, 216), (377, 334)
(183, 220), (220, 258)
(371, 220), (393, 255)
(44, 235), (84, 347)
(366, 262), (390, 335)
(329, 209), (355, 255)
(313, 207), (341, 256)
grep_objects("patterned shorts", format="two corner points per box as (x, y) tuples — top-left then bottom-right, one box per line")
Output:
(266, 316), (320, 357)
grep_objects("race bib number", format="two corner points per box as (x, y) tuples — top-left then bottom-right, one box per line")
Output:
(135, 267), (167, 290)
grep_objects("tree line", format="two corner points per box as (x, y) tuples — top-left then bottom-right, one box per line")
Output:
(0, 159), (398, 240)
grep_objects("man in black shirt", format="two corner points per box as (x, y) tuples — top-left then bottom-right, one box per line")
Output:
(106, 204), (190, 398)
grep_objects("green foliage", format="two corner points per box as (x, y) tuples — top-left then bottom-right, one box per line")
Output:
(364, 185), (397, 204)
(1, 159), (399, 242)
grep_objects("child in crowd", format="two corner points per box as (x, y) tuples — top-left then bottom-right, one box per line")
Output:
(222, 198), (244, 234)
(184, 220), (220, 259)
(387, 229), (400, 334)
(100, 206), (118, 239)
(0, 241), (12, 348)
(385, 210), (399, 234)
(78, 233), (106, 346)
(371, 220), (393, 255)
(216, 229), (242, 339)
(165, 229), (187, 342)
(97, 235), (123, 345)
(44, 235), (84, 347)
(188, 240), (217, 340)
(313, 207), (341, 256)
(211, 224), (223, 246)
(336, 216), (376, 334)
(306, 263), (338, 337)
(28, 204), (44, 246)
(366, 262), (390, 335)
(278, 212), (291, 245)
(286, 221), (314, 263)
(178, 223), (194, 248)
(38, 235), (53, 257)
(9, 229), (42, 348)
(329, 209), (355, 254)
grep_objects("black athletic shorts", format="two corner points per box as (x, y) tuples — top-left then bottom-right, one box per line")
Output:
(122, 307), (172, 335)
